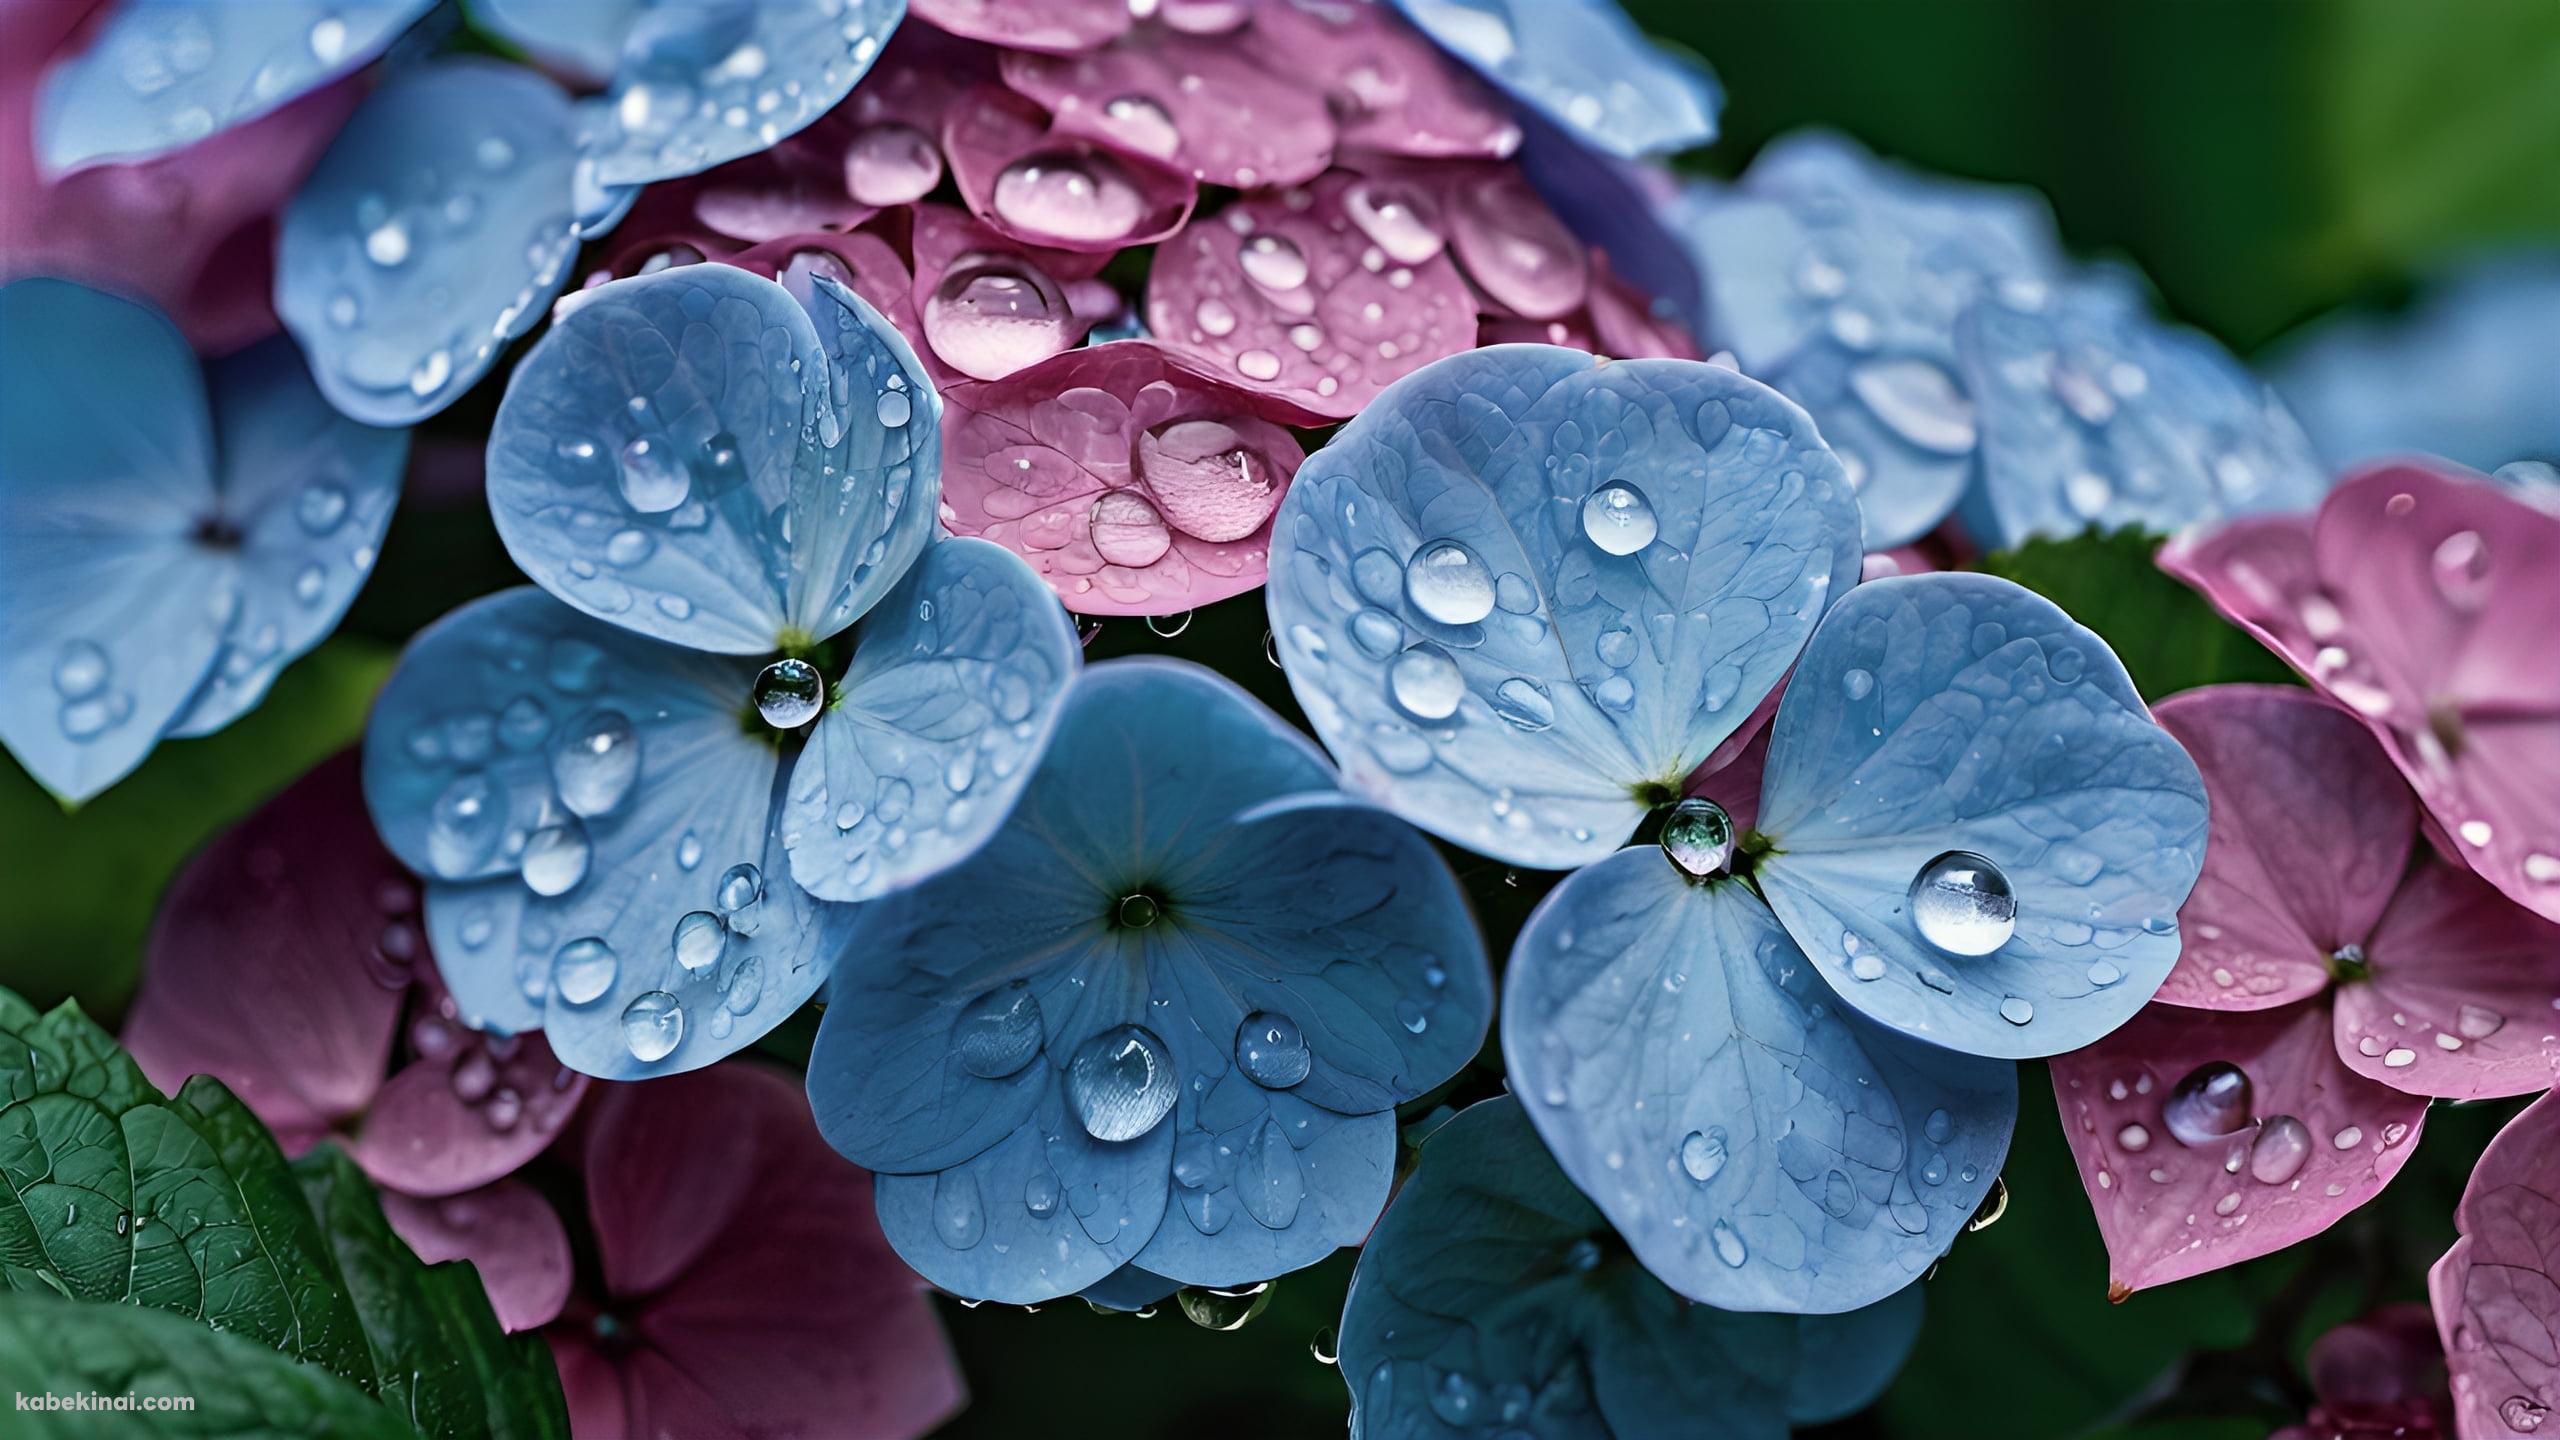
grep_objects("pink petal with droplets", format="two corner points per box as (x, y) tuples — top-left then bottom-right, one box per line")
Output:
(1143, 172), (1478, 419)
(347, 982), (587, 1199)
(2336, 857), (2560, 1100)
(913, 0), (1129, 53)
(1442, 163), (1591, 321)
(2151, 687), (2415, 1012)
(942, 84), (1193, 253)
(2050, 998), (2429, 1297)
(676, 124), (879, 246)
(2434, 1089), (2560, 1438)
(2166, 461), (2560, 925)
(941, 339), (1303, 615)
(1242, 0), (1519, 160)
(121, 752), (405, 1138)
(906, 202), (1105, 383)
(380, 1180), (572, 1333)
(1000, 22), (1335, 189)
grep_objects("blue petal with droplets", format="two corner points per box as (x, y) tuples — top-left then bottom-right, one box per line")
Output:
(782, 538), (1076, 902)
(1956, 271), (2329, 547)
(34, 0), (437, 171)
(1266, 344), (1861, 871)
(1339, 1095), (1927, 1440)
(167, 338), (407, 737)
(1755, 573), (2209, 1058)
(276, 57), (583, 427)
(1391, 0), (1719, 159)
(362, 588), (851, 1074)
(468, 0), (634, 82)
(1501, 848), (2012, 1313)
(578, 0), (904, 189)
(808, 658), (1488, 1302)
(486, 265), (939, 652)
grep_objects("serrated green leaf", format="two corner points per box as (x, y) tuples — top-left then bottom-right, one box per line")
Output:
(0, 1289), (417, 1439)
(1983, 528), (2299, 702)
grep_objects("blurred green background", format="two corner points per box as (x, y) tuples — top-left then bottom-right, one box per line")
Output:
(4, 1), (2554, 1436)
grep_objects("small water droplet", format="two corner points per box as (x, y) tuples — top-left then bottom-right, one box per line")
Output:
(552, 709), (640, 817)
(1403, 538), (1494, 625)
(1710, 1219), (1747, 1267)
(1680, 1127), (1728, 1183)
(672, 911), (725, 973)
(753, 658), (825, 728)
(2248, 1115), (2310, 1184)
(956, 982), (1044, 1078)
(520, 821), (591, 896)
(621, 991), (684, 1062)
(1387, 643), (1464, 720)
(1235, 1011), (1311, 1088)
(1909, 851), (2017, 956)
(616, 438), (690, 513)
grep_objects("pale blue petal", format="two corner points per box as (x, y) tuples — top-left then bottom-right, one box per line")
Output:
(166, 338), (408, 738)
(275, 57), (582, 426)
(1755, 573), (2210, 1058)
(1267, 345), (1861, 870)
(1502, 848), (2012, 1313)
(1134, 1103), (1393, 1290)
(0, 279), (228, 801)
(1391, 0), (1719, 159)
(487, 266), (935, 651)
(1339, 1095), (1925, 1440)
(469, 0), (636, 82)
(580, 0), (904, 189)
(781, 538), (1076, 903)
(1078, 1264), (1179, 1314)
(35, 0), (436, 171)
(1957, 272), (2331, 547)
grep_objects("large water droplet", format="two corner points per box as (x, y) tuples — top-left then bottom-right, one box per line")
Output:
(1178, 1282), (1273, 1332)
(1680, 1127), (1728, 1183)
(1908, 851), (2016, 956)
(1090, 490), (1173, 567)
(552, 710), (640, 817)
(1387, 643), (1464, 720)
(2162, 1061), (2253, 1147)
(552, 937), (618, 1006)
(672, 910), (725, 974)
(427, 772), (504, 876)
(717, 862), (763, 915)
(923, 255), (1071, 380)
(932, 1169), (985, 1249)
(1660, 799), (1734, 879)
(1240, 233), (1310, 293)
(991, 152), (1146, 245)
(1849, 357), (1978, 455)
(1343, 180), (1444, 264)
(1491, 677), (1554, 732)
(1101, 94), (1179, 157)
(1234, 1011), (1311, 1088)
(621, 991), (684, 1062)
(2248, 1114), (2310, 1184)
(1580, 481), (1658, 556)
(1710, 1219), (1748, 1267)
(1403, 538), (1495, 625)
(753, 658), (825, 728)
(520, 821), (591, 896)
(1065, 1025), (1177, 1141)
(955, 982), (1044, 1078)
(845, 122), (942, 206)
(616, 438), (690, 513)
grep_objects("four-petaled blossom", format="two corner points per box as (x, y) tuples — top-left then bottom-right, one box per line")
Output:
(807, 658), (1491, 1303)
(2051, 685), (2560, 1295)
(1267, 343), (2211, 1310)
(0, 277), (405, 803)
(361, 262), (1076, 1079)
(2432, 1088), (2560, 1439)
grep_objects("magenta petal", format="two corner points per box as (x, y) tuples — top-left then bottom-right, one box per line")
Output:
(943, 85), (1193, 253)
(907, 202), (1105, 383)
(1144, 172), (1478, 419)
(380, 1181), (572, 1333)
(2151, 686), (2416, 1012)
(678, 127), (878, 246)
(121, 752), (404, 1138)
(2305, 1303), (2447, 1410)
(2336, 858), (2560, 1100)
(346, 1007), (587, 1198)
(2050, 998), (2429, 1296)
(941, 340), (1304, 615)
(546, 1337), (630, 1438)
(1478, 311), (1598, 350)
(1683, 683), (1781, 835)
(2436, 1090), (2560, 1436)
(1000, 24), (1335, 188)
(1588, 250), (1703, 360)
(582, 1074), (764, 1298)
(1443, 164), (1591, 321)
(1243, 1), (1519, 160)
(913, 0), (1129, 53)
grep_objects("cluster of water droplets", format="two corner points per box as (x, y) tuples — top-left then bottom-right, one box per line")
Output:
(592, 0), (883, 184)
(2081, 1057), (2418, 1217)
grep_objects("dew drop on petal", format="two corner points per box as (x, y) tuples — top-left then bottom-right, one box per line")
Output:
(552, 710), (640, 818)
(1234, 1011), (1311, 1088)
(1659, 799), (1734, 879)
(1065, 1025), (1177, 1141)
(2162, 1061), (2253, 1146)
(753, 658), (825, 728)
(621, 991), (684, 1062)
(1403, 538), (1494, 624)
(1579, 481), (1658, 556)
(551, 937), (618, 1006)
(1680, 1127), (1728, 1183)
(955, 982), (1044, 1079)
(1908, 851), (2016, 956)
(1387, 643), (1463, 720)
(2248, 1115), (2310, 1184)
(672, 910), (725, 974)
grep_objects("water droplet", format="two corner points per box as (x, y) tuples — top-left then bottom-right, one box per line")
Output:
(1849, 357), (1977, 454)
(753, 658), (825, 728)
(1100, 95), (1178, 157)
(845, 122), (942, 206)
(672, 911), (725, 974)
(956, 982), (1044, 1078)
(1841, 667), (1874, 701)
(52, 641), (107, 699)
(1144, 609), (1194, 639)
(1237, 348), (1281, 382)
(2382, 1045), (2417, 1069)
(991, 153), (1146, 244)
(552, 937), (618, 1006)
(1908, 851), (2017, 956)
(2248, 1115), (2310, 1184)
(1090, 490), (1173, 568)
(1240, 233), (1309, 292)
(1491, 677), (1554, 732)
(2117, 1123), (2151, 1152)
(1387, 643), (1464, 720)
(1117, 892), (1161, 928)
(1579, 481), (1658, 556)
(2433, 530), (2492, 608)
(2499, 1396), (2547, 1431)
(1680, 1127), (1728, 1183)
(717, 862), (763, 915)
(2162, 1061), (2253, 1146)
(1660, 799), (1734, 879)
(616, 438), (690, 513)
(1179, 1282), (1273, 1332)
(924, 255), (1071, 380)
(552, 710), (640, 817)
(297, 482), (350, 535)
(426, 772), (503, 876)
(932, 1169), (985, 1249)
(1343, 180), (1443, 264)
(621, 991), (684, 1062)
(1065, 1025), (1177, 1141)
(1235, 1011), (1311, 1088)
(1403, 538), (1494, 625)
(365, 218), (411, 267)
(520, 821), (591, 896)
(1998, 996), (2034, 1025)
(1710, 1219), (1747, 1267)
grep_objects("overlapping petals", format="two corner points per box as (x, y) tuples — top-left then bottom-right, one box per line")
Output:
(2433, 1090), (2560, 1439)
(1391, 0), (1721, 160)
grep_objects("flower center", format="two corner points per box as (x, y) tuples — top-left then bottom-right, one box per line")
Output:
(2328, 943), (2370, 983)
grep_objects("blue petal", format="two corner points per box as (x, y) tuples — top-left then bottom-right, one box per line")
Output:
(810, 658), (1488, 1301)
(166, 338), (407, 738)
(1676, 132), (2065, 549)
(1501, 848), (2012, 1313)
(1391, 0), (1719, 159)
(468, 0), (633, 82)
(1754, 572), (2209, 1058)
(782, 538), (1076, 902)
(1956, 272), (2331, 547)
(1339, 1096), (1926, 1440)
(0, 279), (228, 801)
(276, 58), (583, 427)
(34, 0), (436, 172)
(1266, 345), (1861, 870)
(487, 266), (938, 652)
(578, 0), (903, 189)
(1078, 1264), (1180, 1314)
(362, 588), (847, 1074)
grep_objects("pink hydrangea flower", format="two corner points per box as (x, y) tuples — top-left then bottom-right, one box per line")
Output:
(2434, 1088), (2560, 1438)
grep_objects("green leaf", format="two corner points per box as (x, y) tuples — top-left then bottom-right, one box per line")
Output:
(0, 1289), (416, 1439)
(1984, 528), (2299, 702)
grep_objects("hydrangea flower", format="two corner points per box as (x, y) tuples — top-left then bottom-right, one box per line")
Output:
(1338, 1096), (1923, 1440)
(361, 262), (1076, 1078)
(2050, 685), (2560, 1295)
(0, 277), (405, 802)
(1268, 344), (2213, 1309)
(122, 752), (590, 1199)
(806, 658), (1491, 1303)
(2163, 460), (2560, 925)
(2433, 1087), (2560, 1438)
(2271, 1304), (2451, 1440)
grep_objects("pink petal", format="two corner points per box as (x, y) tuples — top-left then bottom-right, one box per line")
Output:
(906, 202), (1105, 383)
(942, 84), (1192, 253)
(2150, 686), (2416, 1012)
(663, 124), (878, 247)
(581, 1073), (763, 1298)
(913, 0), (1128, 53)
(1441, 163), (1591, 321)
(380, 1180), (573, 1333)
(346, 999), (587, 1198)
(2305, 1303), (2448, 1410)
(1143, 172), (1478, 419)
(999, 22), (1336, 189)
(940, 339), (1304, 615)
(1684, 682), (1781, 836)
(1240, 1), (1520, 161)
(2435, 1090), (2560, 1437)
(835, 26), (989, 209)
(2335, 857), (2560, 1100)
(1588, 250), (1703, 360)
(730, 230), (932, 382)
(2049, 998), (2429, 1297)
(121, 752), (404, 1139)
(546, 1338), (631, 1439)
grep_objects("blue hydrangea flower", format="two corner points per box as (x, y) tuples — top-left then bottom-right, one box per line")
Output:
(1339, 1095), (1925, 1439)
(1675, 131), (2067, 549)
(1392, 0), (1721, 160)
(34, 0), (440, 172)
(0, 277), (405, 802)
(277, 1), (904, 424)
(361, 262), (1075, 1079)
(1266, 344), (2209, 1310)
(806, 658), (1492, 1304)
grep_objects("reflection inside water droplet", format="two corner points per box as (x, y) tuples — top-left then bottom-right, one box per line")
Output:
(1908, 851), (2016, 956)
